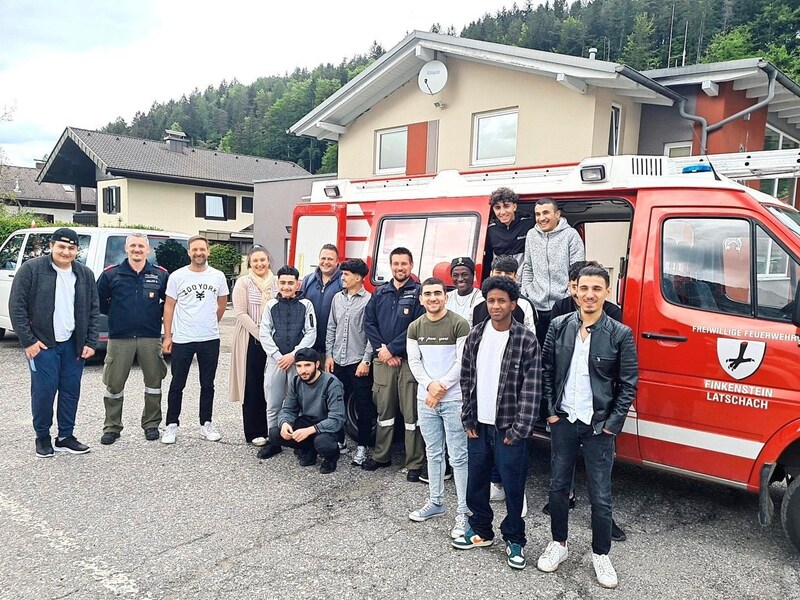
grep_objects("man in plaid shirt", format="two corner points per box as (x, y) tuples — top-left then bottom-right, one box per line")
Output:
(452, 276), (541, 571)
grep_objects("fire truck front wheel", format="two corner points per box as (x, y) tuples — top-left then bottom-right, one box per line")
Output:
(781, 475), (800, 552)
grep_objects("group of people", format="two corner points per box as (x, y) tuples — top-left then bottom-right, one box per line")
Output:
(9, 187), (637, 589)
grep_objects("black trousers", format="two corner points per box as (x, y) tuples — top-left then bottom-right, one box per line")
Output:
(166, 339), (220, 426)
(242, 335), (268, 441)
(268, 415), (340, 459)
(333, 361), (376, 446)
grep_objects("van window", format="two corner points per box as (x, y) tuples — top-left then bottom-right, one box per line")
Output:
(0, 234), (25, 270)
(662, 218), (752, 316)
(756, 226), (799, 320)
(104, 235), (189, 271)
(373, 214), (479, 284)
(21, 233), (91, 266)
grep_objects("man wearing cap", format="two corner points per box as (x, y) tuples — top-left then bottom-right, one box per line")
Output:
(270, 348), (345, 474)
(97, 232), (169, 445)
(445, 257), (483, 326)
(324, 259), (375, 466)
(9, 228), (100, 458)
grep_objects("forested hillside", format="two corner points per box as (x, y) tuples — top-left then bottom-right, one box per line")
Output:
(102, 1), (798, 173)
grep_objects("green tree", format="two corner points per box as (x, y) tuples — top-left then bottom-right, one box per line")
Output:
(154, 239), (190, 273)
(619, 13), (659, 69)
(208, 243), (242, 279)
(703, 25), (756, 62)
(319, 144), (338, 174)
(558, 15), (587, 55)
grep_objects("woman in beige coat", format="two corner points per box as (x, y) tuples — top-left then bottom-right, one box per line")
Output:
(229, 245), (277, 445)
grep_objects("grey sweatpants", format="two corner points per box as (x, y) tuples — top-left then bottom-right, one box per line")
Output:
(264, 357), (292, 432)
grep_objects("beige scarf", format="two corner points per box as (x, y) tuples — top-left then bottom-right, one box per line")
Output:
(248, 269), (276, 305)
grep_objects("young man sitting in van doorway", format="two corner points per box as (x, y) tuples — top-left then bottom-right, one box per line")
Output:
(485, 187), (534, 277)
(536, 265), (638, 589)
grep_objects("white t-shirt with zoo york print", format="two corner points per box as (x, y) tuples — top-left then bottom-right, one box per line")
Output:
(166, 265), (229, 343)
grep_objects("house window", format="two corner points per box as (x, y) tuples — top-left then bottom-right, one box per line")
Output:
(242, 196), (253, 214)
(664, 142), (692, 158)
(759, 125), (799, 205)
(608, 105), (622, 156)
(472, 108), (518, 166)
(102, 186), (120, 214)
(375, 127), (407, 174)
(195, 193), (237, 221)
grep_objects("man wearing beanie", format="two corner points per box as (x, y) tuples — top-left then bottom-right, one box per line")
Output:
(269, 348), (345, 474)
(9, 228), (99, 457)
(444, 257), (483, 327)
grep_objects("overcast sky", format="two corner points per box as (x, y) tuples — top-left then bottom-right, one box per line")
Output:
(0, 0), (516, 167)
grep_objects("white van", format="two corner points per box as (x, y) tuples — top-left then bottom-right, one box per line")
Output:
(0, 227), (190, 345)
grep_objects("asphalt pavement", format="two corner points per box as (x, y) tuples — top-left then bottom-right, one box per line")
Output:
(1, 310), (798, 599)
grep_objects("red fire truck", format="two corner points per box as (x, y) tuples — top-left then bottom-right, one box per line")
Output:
(290, 151), (800, 550)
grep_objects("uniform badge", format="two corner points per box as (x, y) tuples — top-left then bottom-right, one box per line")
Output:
(148, 291), (156, 299)
(403, 307), (409, 315)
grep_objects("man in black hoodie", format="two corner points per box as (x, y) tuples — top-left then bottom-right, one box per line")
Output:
(485, 187), (534, 277)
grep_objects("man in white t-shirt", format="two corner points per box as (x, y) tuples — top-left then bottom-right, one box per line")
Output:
(444, 257), (483, 326)
(161, 236), (229, 444)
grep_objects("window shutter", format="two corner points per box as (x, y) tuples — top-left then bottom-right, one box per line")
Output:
(226, 195), (236, 220)
(103, 188), (110, 213)
(195, 193), (205, 218)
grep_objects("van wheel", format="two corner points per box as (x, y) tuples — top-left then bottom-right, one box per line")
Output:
(0, 327), (5, 338)
(781, 475), (800, 551)
(344, 392), (376, 445)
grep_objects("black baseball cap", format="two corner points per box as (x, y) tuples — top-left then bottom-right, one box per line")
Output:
(295, 348), (320, 364)
(50, 228), (80, 246)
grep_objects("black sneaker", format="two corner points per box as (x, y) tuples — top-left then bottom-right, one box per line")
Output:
(407, 468), (422, 483)
(361, 458), (391, 471)
(144, 427), (160, 441)
(54, 436), (90, 455)
(257, 444), (282, 459)
(35, 436), (54, 458)
(100, 432), (120, 445)
(419, 465), (429, 483)
(298, 451), (318, 467)
(542, 494), (576, 516)
(611, 520), (627, 542)
(444, 463), (453, 480)
(320, 456), (338, 474)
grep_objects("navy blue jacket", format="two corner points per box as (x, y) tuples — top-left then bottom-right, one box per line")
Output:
(97, 259), (168, 339)
(364, 278), (424, 359)
(301, 267), (343, 352)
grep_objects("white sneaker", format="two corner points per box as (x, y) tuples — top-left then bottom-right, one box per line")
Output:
(200, 421), (221, 442)
(522, 493), (528, 518)
(251, 437), (267, 446)
(161, 423), (179, 444)
(352, 445), (368, 466)
(490, 483), (506, 502)
(537, 541), (568, 573)
(592, 553), (618, 588)
(451, 513), (468, 539)
(338, 441), (348, 455)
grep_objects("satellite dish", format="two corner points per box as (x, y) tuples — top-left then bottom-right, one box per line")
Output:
(418, 60), (448, 95)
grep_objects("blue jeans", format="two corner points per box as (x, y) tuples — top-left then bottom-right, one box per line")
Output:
(418, 400), (468, 514)
(466, 423), (529, 545)
(29, 336), (85, 438)
(549, 418), (615, 555)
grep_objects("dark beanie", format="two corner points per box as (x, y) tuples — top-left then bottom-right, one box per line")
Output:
(295, 348), (320, 364)
(450, 257), (475, 274)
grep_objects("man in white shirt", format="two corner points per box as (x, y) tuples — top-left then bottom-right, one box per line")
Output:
(161, 236), (229, 444)
(444, 257), (483, 326)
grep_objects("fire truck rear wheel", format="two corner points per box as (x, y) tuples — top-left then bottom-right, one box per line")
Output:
(344, 391), (376, 445)
(781, 475), (800, 552)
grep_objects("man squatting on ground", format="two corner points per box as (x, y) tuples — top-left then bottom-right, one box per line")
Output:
(270, 348), (345, 474)
(406, 277), (471, 539)
(9, 227), (99, 457)
(97, 233), (169, 445)
(258, 265), (316, 459)
(453, 276), (541, 571)
(362, 246), (426, 479)
(324, 259), (376, 467)
(161, 235), (229, 444)
(536, 264), (638, 589)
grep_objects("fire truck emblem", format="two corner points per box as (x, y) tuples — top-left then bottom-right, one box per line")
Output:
(717, 338), (765, 381)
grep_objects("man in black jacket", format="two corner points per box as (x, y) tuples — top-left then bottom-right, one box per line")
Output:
(97, 233), (169, 444)
(536, 265), (637, 589)
(550, 261), (622, 322)
(9, 228), (100, 458)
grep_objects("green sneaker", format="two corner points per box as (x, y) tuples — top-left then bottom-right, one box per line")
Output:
(506, 542), (526, 569)
(451, 528), (494, 550)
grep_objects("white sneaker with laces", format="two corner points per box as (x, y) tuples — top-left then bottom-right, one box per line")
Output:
(537, 541), (568, 573)
(352, 445), (368, 466)
(490, 483), (506, 502)
(451, 513), (468, 539)
(592, 553), (618, 588)
(338, 441), (348, 455)
(161, 423), (179, 444)
(251, 437), (267, 446)
(200, 421), (221, 442)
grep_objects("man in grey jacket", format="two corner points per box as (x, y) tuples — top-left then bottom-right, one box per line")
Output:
(268, 348), (345, 474)
(520, 198), (584, 345)
(9, 228), (100, 458)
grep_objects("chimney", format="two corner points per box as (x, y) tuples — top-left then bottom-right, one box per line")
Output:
(588, 47), (598, 60)
(164, 129), (189, 152)
(34, 159), (46, 170)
